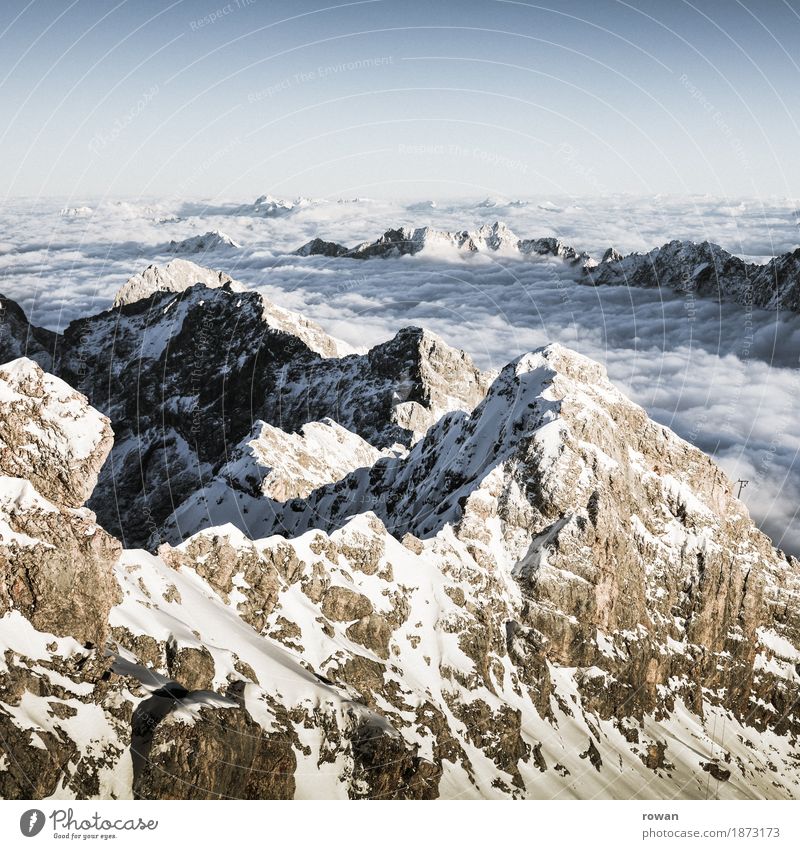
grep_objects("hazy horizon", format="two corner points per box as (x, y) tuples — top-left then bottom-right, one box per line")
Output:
(3, 0), (800, 199)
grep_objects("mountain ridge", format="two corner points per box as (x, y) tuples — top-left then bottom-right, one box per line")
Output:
(295, 223), (800, 314)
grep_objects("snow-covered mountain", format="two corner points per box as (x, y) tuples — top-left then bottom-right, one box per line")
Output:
(0, 358), (416, 800)
(112, 257), (246, 307)
(245, 194), (324, 217)
(166, 230), (241, 254)
(585, 239), (800, 312)
(1, 263), (489, 549)
(2, 265), (800, 801)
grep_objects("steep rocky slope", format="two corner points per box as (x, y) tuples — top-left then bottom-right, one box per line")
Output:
(1, 331), (799, 800)
(0, 359), (118, 646)
(210, 343), (800, 792)
(154, 417), (397, 545)
(0, 358), (437, 800)
(0, 359), (125, 798)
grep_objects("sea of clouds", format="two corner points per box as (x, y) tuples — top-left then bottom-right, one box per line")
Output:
(1, 193), (798, 553)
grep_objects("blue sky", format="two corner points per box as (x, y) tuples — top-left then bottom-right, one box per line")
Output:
(2, 0), (799, 199)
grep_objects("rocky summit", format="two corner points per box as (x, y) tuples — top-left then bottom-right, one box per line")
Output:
(1, 264), (799, 801)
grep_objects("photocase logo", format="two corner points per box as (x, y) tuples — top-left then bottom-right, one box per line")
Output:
(19, 810), (45, 837)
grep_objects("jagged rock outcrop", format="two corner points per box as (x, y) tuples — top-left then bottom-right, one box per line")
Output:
(0, 360), (127, 797)
(56, 280), (333, 546)
(294, 237), (349, 257)
(59, 205), (93, 217)
(0, 295), (58, 370)
(111, 259), (348, 357)
(295, 228), (800, 314)
(0, 628), (130, 800)
(151, 324), (489, 545)
(258, 324), (490, 447)
(156, 417), (395, 544)
(211, 417), (388, 502)
(133, 700), (297, 800)
(585, 239), (800, 312)
(0, 358), (120, 647)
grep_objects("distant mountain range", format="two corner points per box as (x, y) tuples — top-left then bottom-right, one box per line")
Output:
(295, 222), (800, 313)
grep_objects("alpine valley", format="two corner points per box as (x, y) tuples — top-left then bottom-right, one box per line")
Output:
(1, 253), (799, 801)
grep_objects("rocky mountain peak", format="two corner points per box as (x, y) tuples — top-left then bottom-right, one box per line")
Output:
(0, 276), (491, 549)
(111, 260), (348, 358)
(293, 236), (349, 257)
(112, 258), (244, 307)
(472, 221), (519, 251)
(294, 221), (592, 265)
(166, 230), (241, 254)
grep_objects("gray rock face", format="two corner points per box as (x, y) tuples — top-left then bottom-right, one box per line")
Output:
(0, 480), (122, 647)
(133, 701), (297, 800)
